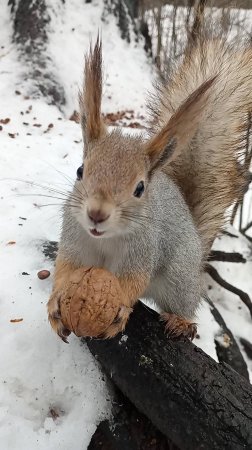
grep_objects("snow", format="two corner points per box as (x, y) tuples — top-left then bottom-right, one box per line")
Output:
(206, 229), (252, 376)
(46, 0), (153, 116)
(0, 63), (111, 450)
(0, 1), (252, 449)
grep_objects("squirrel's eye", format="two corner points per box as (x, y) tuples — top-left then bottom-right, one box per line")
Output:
(76, 164), (84, 180)
(133, 181), (145, 198)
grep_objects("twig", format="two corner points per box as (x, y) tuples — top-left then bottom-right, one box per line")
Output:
(242, 220), (252, 234)
(244, 112), (252, 170)
(230, 201), (239, 226)
(240, 231), (252, 243)
(239, 198), (244, 232)
(208, 250), (246, 263)
(221, 230), (238, 238)
(205, 264), (252, 318)
(240, 338), (252, 361)
(231, 111), (252, 228)
(239, 115), (252, 231)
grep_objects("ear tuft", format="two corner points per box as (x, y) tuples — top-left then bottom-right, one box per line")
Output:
(146, 76), (217, 171)
(79, 34), (106, 146)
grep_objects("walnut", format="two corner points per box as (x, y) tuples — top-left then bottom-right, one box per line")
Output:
(60, 267), (130, 337)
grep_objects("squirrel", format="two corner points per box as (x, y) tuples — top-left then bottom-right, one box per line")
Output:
(47, 35), (251, 342)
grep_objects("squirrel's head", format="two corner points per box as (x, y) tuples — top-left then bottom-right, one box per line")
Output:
(72, 36), (214, 239)
(74, 129), (149, 238)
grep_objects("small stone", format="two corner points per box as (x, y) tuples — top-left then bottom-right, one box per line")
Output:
(37, 270), (50, 280)
(69, 110), (79, 123)
(0, 118), (10, 124)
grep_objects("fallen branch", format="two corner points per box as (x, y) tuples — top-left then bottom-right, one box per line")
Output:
(206, 263), (252, 318)
(86, 302), (252, 450)
(88, 389), (176, 450)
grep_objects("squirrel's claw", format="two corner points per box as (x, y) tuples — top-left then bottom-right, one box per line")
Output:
(101, 305), (132, 339)
(47, 291), (71, 343)
(161, 312), (197, 341)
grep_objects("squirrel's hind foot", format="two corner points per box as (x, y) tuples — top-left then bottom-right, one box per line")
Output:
(161, 313), (197, 341)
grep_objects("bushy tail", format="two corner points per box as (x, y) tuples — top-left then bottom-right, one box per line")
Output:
(151, 38), (252, 257)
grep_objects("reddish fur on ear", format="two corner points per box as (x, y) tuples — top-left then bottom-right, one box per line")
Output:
(146, 76), (216, 169)
(79, 35), (106, 145)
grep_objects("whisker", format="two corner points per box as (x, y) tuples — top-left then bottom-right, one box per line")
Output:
(4, 177), (71, 195)
(35, 203), (81, 208)
(120, 214), (148, 228)
(41, 161), (88, 198)
(4, 177), (84, 203)
(16, 193), (81, 204)
(40, 159), (80, 187)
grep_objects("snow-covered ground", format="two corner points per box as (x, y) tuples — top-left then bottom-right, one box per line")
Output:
(0, 1), (251, 449)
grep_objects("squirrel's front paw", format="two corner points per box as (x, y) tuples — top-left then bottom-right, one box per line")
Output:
(102, 305), (132, 339)
(47, 291), (71, 343)
(161, 312), (197, 341)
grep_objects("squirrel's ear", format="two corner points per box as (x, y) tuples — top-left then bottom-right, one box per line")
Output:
(145, 77), (216, 173)
(79, 35), (107, 147)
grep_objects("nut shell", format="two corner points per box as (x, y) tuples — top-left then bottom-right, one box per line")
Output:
(60, 267), (127, 337)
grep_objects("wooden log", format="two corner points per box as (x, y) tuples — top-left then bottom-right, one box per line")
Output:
(86, 302), (252, 450)
(88, 389), (177, 450)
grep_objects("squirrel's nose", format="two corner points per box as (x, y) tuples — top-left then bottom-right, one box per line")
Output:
(88, 209), (110, 224)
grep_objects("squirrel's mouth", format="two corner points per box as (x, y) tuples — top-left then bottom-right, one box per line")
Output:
(89, 228), (105, 237)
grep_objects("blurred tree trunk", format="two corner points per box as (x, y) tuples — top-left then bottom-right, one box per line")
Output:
(8, 0), (65, 106)
(102, 0), (139, 43)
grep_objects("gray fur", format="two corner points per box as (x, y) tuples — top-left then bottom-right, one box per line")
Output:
(60, 171), (202, 320)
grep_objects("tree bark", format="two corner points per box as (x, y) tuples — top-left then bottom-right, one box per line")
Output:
(86, 302), (252, 450)
(88, 389), (178, 450)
